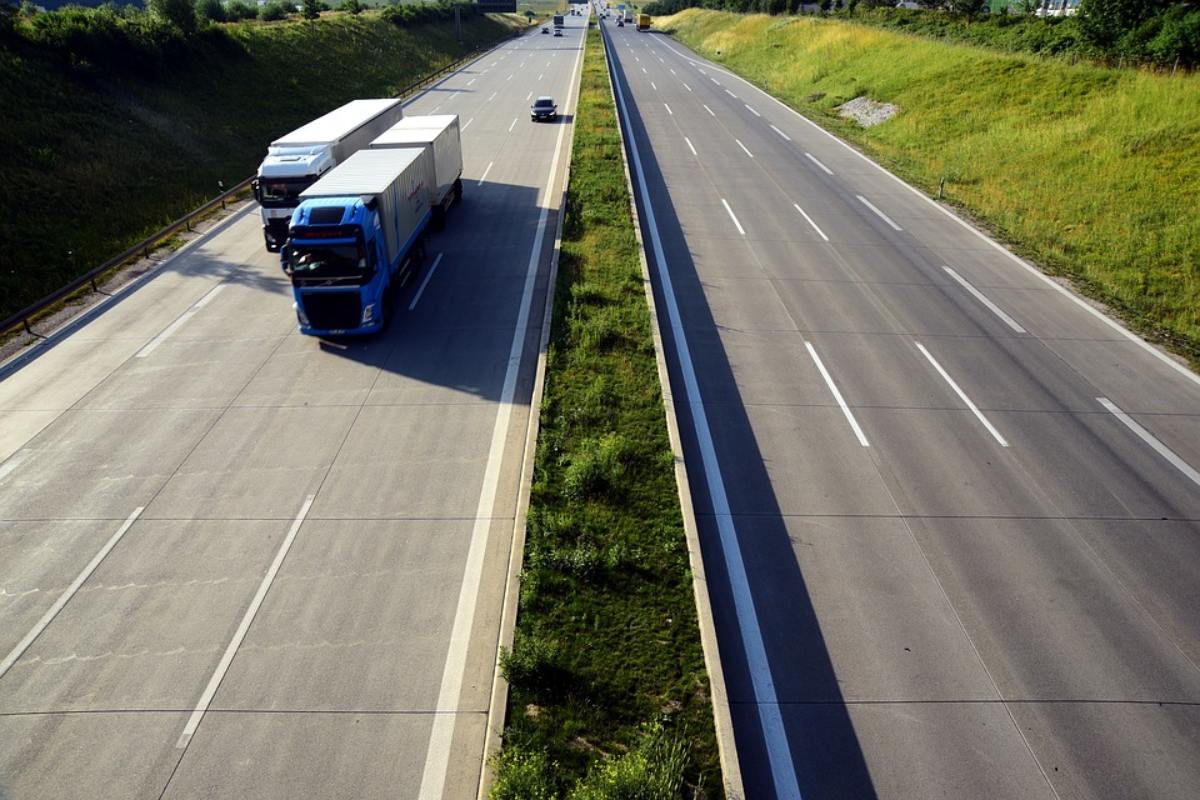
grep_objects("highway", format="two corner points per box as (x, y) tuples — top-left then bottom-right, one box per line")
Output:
(0, 15), (585, 799)
(603, 19), (1200, 800)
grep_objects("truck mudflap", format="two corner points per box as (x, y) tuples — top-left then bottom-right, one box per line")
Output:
(264, 218), (290, 252)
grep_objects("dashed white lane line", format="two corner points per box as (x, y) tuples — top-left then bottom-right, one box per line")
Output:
(807, 343), (869, 447)
(794, 204), (829, 242)
(685, 136), (697, 156)
(721, 198), (746, 236)
(857, 194), (904, 232)
(664, 103), (673, 115)
(463, 117), (474, 132)
(725, 89), (738, 98)
(745, 104), (760, 117)
(466, 77), (476, 86)
(682, 82), (692, 92)
(508, 117), (518, 132)
(703, 104), (715, 116)
(735, 139), (754, 158)
(916, 342), (1009, 447)
(805, 152), (834, 175)
(487, 91), (497, 102)
(507, 73), (513, 81)
(477, 161), (494, 186)
(943, 267), (1026, 333)
(770, 124), (791, 141)
(526, 90), (533, 101)
(1098, 398), (1200, 487)
(136, 283), (224, 358)
(431, 104), (442, 113)
(642, 66), (648, 74)
(176, 496), (314, 749)
(0, 506), (145, 679)
(409, 252), (445, 311)
(538, 72), (544, 81)
(670, 67), (676, 75)
(651, 81), (658, 90)
(711, 77), (720, 85)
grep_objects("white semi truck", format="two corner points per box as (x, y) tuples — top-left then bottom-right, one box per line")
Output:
(370, 115), (464, 229)
(254, 99), (404, 252)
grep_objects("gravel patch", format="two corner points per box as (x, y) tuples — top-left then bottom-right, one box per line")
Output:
(837, 95), (900, 127)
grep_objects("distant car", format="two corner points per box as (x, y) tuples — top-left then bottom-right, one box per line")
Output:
(542, 26), (549, 33)
(617, 18), (623, 25)
(531, 96), (558, 121)
(554, 28), (563, 36)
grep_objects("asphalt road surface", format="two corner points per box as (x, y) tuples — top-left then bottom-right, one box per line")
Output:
(0, 15), (585, 799)
(604, 19), (1200, 800)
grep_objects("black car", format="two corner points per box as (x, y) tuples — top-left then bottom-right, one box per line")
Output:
(531, 96), (558, 121)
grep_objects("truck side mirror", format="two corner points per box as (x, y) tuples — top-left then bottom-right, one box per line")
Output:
(251, 179), (261, 203)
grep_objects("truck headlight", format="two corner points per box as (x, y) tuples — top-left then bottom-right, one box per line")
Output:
(361, 303), (376, 324)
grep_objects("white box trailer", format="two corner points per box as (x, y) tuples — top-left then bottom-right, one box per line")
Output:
(370, 115), (464, 228)
(254, 98), (404, 251)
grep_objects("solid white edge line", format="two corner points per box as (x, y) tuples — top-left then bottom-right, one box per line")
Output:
(608, 36), (803, 798)
(736, 139), (754, 158)
(408, 252), (445, 311)
(658, 37), (1200, 388)
(794, 204), (829, 243)
(416, 31), (585, 800)
(1098, 397), (1200, 487)
(477, 161), (494, 187)
(684, 136), (697, 156)
(806, 343), (869, 447)
(916, 342), (1009, 447)
(804, 152), (834, 176)
(943, 266), (1027, 334)
(136, 283), (225, 358)
(0, 506), (145, 679)
(770, 124), (792, 141)
(176, 495), (314, 749)
(745, 104), (760, 117)
(857, 194), (904, 232)
(721, 198), (746, 236)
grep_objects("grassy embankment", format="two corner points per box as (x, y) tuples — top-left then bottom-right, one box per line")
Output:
(657, 9), (1200, 365)
(0, 11), (525, 320)
(490, 25), (721, 800)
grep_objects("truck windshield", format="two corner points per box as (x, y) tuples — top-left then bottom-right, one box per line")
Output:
(258, 177), (314, 208)
(288, 245), (366, 281)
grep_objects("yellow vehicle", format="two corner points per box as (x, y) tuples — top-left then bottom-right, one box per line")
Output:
(636, 13), (650, 30)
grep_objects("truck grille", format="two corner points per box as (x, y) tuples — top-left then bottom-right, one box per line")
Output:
(301, 290), (360, 330)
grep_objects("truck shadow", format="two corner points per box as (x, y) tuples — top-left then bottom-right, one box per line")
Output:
(605, 31), (880, 800)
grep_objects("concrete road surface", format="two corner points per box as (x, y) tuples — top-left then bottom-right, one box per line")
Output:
(603, 20), (1200, 800)
(0, 15), (585, 799)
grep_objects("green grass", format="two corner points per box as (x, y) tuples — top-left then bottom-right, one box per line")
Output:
(0, 11), (526, 321)
(658, 9), (1200, 364)
(490, 26), (722, 800)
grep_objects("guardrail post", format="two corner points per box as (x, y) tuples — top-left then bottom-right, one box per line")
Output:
(23, 318), (33, 336)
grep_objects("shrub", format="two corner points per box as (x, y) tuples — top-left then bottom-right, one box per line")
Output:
(147, 0), (198, 32)
(197, 0), (227, 22)
(489, 748), (557, 800)
(258, 0), (290, 20)
(567, 723), (690, 800)
(338, 0), (363, 14)
(224, 0), (257, 19)
(302, 0), (321, 18)
(499, 632), (562, 689)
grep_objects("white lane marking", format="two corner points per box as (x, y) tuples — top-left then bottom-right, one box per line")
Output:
(698, 67), (707, 75)
(857, 195), (904, 232)
(607, 38), (801, 798)
(176, 496), (314, 749)
(0, 449), (31, 484)
(805, 152), (834, 175)
(1098, 398), (1200, 487)
(943, 267), (1026, 333)
(711, 77), (719, 85)
(507, 73), (513, 81)
(725, 89), (738, 98)
(670, 67), (676, 75)
(916, 342), (1009, 447)
(477, 161), (494, 187)
(463, 117), (474, 132)
(526, 90), (533, 101)
(806, 343), (869, 447)
(664, 103), (673, 115)
(736, 139), (754, 158)
(447, 91), (460, 101)
(682, 82), (692, 92)
(685, 136), (697, 156)
(0, 507), (145, 679)
(721, 198), (746, 236)
(136, 283), (224, 358)
(538, 72), (544, 81)
(642, 66), (647, 74)
(409, 253), (445, 311)
(467, 78), (476, 86)
(703, 104), (715, 116)
(745, 104), (760, 117)
(794, 204), (829, 242)
(635, 56), (640, 62)
(659, 37), (1200, 389)
(417, 31), (583, 800)
(488, 90), (497, 101)
(770, 124), (791, 141)
(431, 104), (443, 113)
(508, 117), (518, 132)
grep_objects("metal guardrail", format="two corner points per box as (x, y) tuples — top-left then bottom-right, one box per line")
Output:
(0, 28), (524, 341)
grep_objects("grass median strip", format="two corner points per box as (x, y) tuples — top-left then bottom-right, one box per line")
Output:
(490, 25), (722, 800)
(657, 9), (1200, 367)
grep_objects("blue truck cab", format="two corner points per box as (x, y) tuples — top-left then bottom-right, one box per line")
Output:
(283, 147), (435, 336)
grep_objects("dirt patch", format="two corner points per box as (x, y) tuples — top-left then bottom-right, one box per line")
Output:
(837, 95), (899, 127)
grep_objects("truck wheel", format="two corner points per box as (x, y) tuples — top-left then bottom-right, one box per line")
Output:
(432, 205), (446, 231)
